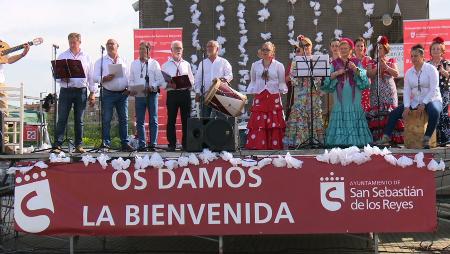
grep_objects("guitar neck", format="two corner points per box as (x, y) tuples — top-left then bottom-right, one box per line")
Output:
(2, 42), (31, 55)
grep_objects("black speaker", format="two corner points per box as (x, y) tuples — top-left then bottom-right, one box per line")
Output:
(186, 117), (237, 152)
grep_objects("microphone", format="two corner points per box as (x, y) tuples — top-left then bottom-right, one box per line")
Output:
(101, 45), (105, 51)
(52, 44), (59, 49)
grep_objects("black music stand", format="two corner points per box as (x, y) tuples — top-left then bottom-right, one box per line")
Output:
(50, 59), (85, 153)
(293, 54), (330, 149)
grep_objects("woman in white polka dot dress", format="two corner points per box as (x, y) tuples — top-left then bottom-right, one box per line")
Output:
(246, 42), (288, 150)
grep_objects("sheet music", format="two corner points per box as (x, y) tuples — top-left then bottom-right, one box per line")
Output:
(108, 64), (124, 78)
(293, 54), (330, 77)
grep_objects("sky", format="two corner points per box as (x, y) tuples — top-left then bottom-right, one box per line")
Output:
(0, 0), (138, 103)
(0, 0), (449, 103)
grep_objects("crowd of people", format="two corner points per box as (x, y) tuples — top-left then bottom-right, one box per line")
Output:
(1, 32), (448, 153)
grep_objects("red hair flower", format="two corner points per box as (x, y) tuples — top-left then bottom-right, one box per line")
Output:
(377, 35), (389, 45)
(433, 36), (445, 44)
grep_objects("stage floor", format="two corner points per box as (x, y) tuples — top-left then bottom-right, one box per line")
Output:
(0, 147), (449, 161)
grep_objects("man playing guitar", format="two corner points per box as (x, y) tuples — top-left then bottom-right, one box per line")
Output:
(0, 39), (31, 153)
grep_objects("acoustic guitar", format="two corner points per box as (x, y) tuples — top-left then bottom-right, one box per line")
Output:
(0, 37), (43, 64)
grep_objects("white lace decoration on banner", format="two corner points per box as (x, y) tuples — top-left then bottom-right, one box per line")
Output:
(216, 0), (226, 56)
(309, 1), (323, 54)
(31, 147), (446, 173)
(164, 0), (174, 23)
(363, 1), (375, 54)
(334, 0), (343, 39)
(258, 0), (271, 40)
(190, 0), (202, 74)
(287, 0), (298, 59)
(237, 0), (250, 91)
(315, 144), (446, 171)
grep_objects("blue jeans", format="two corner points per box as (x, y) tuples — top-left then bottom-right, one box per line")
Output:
(102, 89), (129, 147)
(55, 87), (87, 147)
(384, 101), (443, 137)
(135, 93), (158, 148)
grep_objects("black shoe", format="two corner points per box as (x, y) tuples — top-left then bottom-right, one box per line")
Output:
(121, 144), (135, 152)
(422, 136), (431, 149)
(137, 147), (147, 152)
(167, 146), (176, 152)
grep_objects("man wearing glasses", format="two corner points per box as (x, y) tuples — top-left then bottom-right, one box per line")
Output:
(161, 41), (195, 151)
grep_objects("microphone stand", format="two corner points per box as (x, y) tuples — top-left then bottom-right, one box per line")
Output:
(200, 49), (206, 118)
(375, 44), (382, 142)
(297, 43), (324, 149)
(88, 46), (107, 152)
(52, 45), (58, 149)
(141, 46), (157, 151)
(34, 46), (59, 153)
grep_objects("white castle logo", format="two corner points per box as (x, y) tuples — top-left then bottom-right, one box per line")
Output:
(14, 170), (54, 233)
(320, 172), (345, 212)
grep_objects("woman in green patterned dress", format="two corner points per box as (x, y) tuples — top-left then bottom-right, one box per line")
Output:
(322, 38), (373, 147)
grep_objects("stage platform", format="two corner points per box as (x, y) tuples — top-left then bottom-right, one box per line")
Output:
(0, 147), (449, 161)
(0, 147), (449, 253)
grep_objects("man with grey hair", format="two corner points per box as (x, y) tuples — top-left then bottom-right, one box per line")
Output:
(161, 40), (194, 151)
(53, 33), (96, 153)
(194, 40), (233, 118)
(94, 39), (134, 152)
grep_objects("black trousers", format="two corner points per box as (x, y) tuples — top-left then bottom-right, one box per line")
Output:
(166, 89), (191, 149)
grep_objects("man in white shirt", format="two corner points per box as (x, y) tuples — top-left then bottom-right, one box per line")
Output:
(129, 42), (164, 151)
(54, 33), (96, 153)
(161, 41), (194, 151)
(194, 40), (233, 118)
(0, 39), (30, 153)
(94, 39), (134, 152)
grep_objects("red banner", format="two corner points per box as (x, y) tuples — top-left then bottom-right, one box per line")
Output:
(403, 19), (450, 73)
(23, 125), (39, 142)
(133, 28), (183, 144)
(14, 156), (436, 236)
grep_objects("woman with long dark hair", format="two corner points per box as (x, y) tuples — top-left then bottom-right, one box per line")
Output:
(368, 36), (403, 144)
(428, 36), (450, 146)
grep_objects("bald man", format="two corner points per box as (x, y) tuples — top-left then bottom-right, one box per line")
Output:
(94, 39), (134, 152)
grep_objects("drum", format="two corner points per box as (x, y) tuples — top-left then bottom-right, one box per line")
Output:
(404, 110), (437, 149)
(204, 78), (247, 117)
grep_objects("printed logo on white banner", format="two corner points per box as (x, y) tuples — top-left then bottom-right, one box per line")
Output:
(14, 170), (54, 233)
(320, 172), (345, 212)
